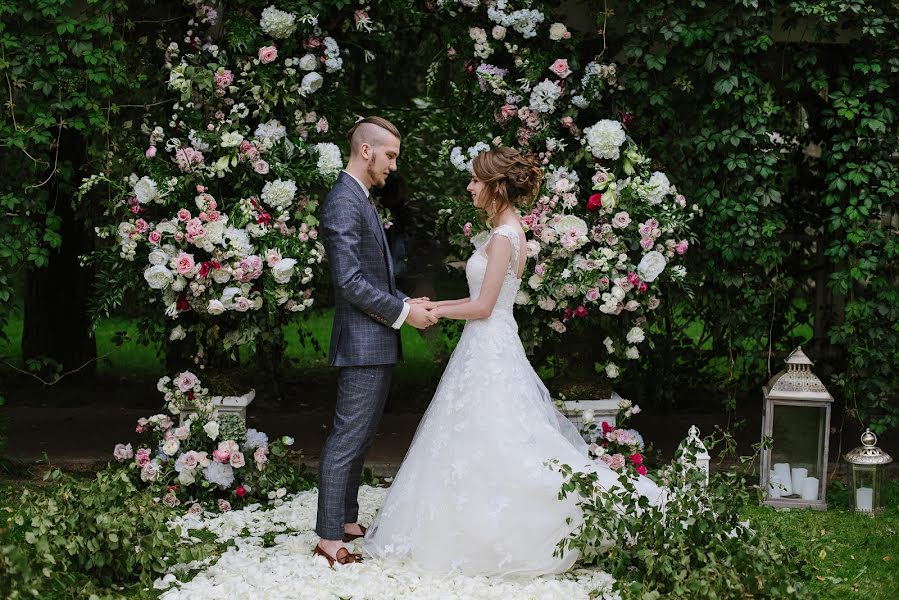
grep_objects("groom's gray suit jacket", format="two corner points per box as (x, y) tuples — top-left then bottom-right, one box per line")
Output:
(320, 172), (405, 366)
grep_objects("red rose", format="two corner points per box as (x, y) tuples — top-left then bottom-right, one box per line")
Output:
(574, 305), (587, 318)
(562, 307), (573, 322)
(619, 111), (634, 128)
(636, 464), (648, 476)
(176, 292), (190, 312)
(601, 421), (614, 434)
(638, 282), (649, 293)
(629, 452), (643, 465)
(587, 193), (603, 212)
(235, 485), (247, 498)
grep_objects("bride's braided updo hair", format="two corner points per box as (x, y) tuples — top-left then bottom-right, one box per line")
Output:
(472, 147), (543, 221)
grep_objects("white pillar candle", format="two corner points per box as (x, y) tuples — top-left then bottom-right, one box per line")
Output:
(773, 463), (792, 495)
(791, 467), (808, 495)
(800, 477), (819, 500)
(856, 487), (874, 512)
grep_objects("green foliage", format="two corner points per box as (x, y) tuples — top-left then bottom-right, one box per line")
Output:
(0, 467), (217, 599)
(556, 458), (814, 599)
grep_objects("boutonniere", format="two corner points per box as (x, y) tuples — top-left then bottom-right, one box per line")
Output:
(373, 201), (394, 230)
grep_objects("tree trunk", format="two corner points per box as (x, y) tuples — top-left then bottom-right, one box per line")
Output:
(21, 127), (96, 382)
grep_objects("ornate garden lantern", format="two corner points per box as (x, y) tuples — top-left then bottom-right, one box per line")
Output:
(760, 347), (833, 510)
(678, 425), (711, 486)
(845, 429), (893, 515)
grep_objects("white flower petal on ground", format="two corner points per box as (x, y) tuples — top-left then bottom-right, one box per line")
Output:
(160, 486), (619, 600)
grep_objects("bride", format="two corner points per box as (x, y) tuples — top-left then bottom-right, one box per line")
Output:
(364, 147), (663, 576)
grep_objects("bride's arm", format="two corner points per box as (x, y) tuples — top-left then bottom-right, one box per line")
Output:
(430, 237), (512, 321)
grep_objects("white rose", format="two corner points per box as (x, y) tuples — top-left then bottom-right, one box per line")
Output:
(611, 285), (626, 301)
(515, 290), (530, 305)
(212, 268), (232, 284)
(603, 336), (615, 354)
(148, 249), (168, 266)
(528, 273), (544, 290)
(171, 276), (186, 292)
(299, 53), (317, 71)
(271, 258), (297, 284)
(549, 22), (568, 41)
(144, 265), (174, 290)
(605, 363), (620, 378)
(300, 72), (323, 95)
(526, 240), (541, 257)
(626, 326), (645, 344)
(169, 325), (186, 341)
(178, 469), (196, 485)
(625, 346), (640, 360)
(204, 421), (220, 440)
(133, 176), (159, 204)
(162, 438), (180, 456)
(207, 299), (226, 315)
(637, 250), (667, 282)
(491, 25), (506, 40)
(582, 409), (595, 423)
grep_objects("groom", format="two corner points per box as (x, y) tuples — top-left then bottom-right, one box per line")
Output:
(314, 116), (437, 566)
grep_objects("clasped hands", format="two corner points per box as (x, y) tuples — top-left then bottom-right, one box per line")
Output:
(405, 296), (441, 329)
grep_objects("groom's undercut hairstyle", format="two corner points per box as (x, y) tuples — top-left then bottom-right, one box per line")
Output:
(347, 116), (401, 157)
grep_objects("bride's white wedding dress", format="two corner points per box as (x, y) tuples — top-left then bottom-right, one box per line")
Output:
(364, 224), (663, 577)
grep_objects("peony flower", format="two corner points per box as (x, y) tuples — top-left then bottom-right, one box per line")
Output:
(145, 146), (157, 159)
(204, 461), (235, 488)
(140, 461), (159, 482)
(676, 240), (689, 255)
(113, 443), (133, 461)
(133, 176), (159, 204)
(258, 45), (278, 64)
(261, 179), (297, 211)
(583, 119), (627, 160)
(637, 250), (667, 282)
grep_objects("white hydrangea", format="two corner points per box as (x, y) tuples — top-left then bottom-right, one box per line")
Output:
(487, 1), (545, 39)
(322, 37), (342, 72)
(313, 142), (343, 177)
(261, 179), (297, 211)
(528, 79), (562, 113)
(224, 227), (255, 258)
(243, 428), (269, 451)
(133, 176), (159, 204)
(583, 119), (627, 160)
(449, 141), (490, 172)
(259, 5), (297, 39)
(571, 94), (588, 109)
(254, 119), (287, 149)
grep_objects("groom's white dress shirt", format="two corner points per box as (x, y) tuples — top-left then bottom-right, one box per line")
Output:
(342, 170), (409, 329)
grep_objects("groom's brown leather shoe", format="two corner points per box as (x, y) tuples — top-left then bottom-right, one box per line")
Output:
(343, 524), (367, 543)
(313, 542), (361, 567)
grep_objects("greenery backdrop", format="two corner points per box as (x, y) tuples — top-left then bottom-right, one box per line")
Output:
(1, 0), (896, 432)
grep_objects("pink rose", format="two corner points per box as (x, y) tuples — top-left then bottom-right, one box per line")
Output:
(174, 370), (198, 392)
(316, 117), (329, 133)
(218, 499), (232, 512)
(549, 58), (571, 78)
(586, 288), (600, 302)
(188, 503), (203, 514)
(186, 218), (205, 237)
(113, 443), (133, 461)
(180, 451), (198, 470)
(148, 230), (162, 245)
(640, 238), (655, 250)
(214, 69), (233, 90)
(676, 240), (689, 255)
(258, 45), (278, 64)
(207, 210), (220, 222)
(134, 219), (149, 233)
(140, 462), (159, 482)
(135, 447), (151, 466)
(173, 425), (190, 441)
(177, 208), (191, 222)
(145, 146), (157, 159)
(175, 252), (196, 275)
(213, 449), (231, 463)
(163, 493), (180, 507)
(253, 160), (270, 174)
(463, 222), (473, 237)
(229, 451), (245, 468)
(675, 194), (687, 208)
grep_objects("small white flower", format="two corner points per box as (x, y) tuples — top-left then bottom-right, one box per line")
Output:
(169, 325), (186, 341)
(300, 72), (323, 95)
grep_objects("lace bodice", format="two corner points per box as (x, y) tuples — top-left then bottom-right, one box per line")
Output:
(465, 224), (523, 318)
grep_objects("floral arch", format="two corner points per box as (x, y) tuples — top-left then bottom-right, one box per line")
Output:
(88, 0), (698, 385)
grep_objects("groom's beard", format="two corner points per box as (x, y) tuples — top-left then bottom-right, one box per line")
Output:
(366, 157), (386, 188)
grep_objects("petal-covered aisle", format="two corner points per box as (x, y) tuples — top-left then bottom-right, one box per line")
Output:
(156, 486), (619, 600)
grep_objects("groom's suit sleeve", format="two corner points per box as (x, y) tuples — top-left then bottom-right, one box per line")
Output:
(321, 193), (406, 326)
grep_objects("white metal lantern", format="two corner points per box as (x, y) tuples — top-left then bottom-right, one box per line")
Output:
(845, 428), (893, 515)
(678, 425), (711, 486)
(760, 347), (833, 510)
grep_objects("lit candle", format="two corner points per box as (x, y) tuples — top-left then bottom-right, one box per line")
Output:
(791, 467), (808, 495)
(856, 487), (874, 512)
(801, 477), (819, 500)
(773, 463), (793, 495)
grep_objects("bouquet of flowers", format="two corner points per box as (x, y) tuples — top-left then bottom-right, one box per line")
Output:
(580, 398), (647, 476)
(112, 370), (298, 512)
